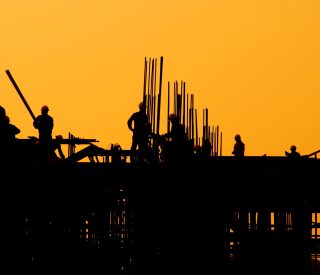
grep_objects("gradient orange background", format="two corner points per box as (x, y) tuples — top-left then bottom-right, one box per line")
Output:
(0, 1), (319, 156)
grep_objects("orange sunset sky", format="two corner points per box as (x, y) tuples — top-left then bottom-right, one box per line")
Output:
(0, 0), (319, 156)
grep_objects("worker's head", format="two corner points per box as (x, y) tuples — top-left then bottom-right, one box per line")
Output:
(56, 135), (63, 140)
(168, 113), (178, 123)
(290, 145), (297, 152)
(138, 102), (145, 110)
(41, 105), (49, 114)
(235, 134), (241, 142)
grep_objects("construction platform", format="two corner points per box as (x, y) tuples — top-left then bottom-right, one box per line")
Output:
(2, 155), (320, 274)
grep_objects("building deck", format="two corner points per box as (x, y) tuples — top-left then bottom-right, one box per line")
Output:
(2, 156), (320, 274)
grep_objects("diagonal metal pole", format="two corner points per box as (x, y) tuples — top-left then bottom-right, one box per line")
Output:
(5, 69), (36, 121)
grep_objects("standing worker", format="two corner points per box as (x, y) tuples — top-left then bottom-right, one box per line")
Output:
(232, 134), (245, 157)
(163, 113), (189, 163)
(33, 105), (54, 159)
(4, 116), (20, 142)
(127, 102), (149, 163)
(0, 111), (21, 158)
(285, 145), (301, 158)
(0, 106), (8, 143)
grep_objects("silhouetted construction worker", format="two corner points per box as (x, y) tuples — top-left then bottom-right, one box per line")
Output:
(33, 105), (54, 159)
(127, 102), (149, 163)
(163, 113), (188, 163)
(285, 145), (301, 158)
(0, 106), (8, 143)
(0, 105), (5, 118)
(202, 138), (212, 158)
(0, 110), (20, 144)
(0, 111), (21, 159)
(232, 134), (245, 157)
(4, 116), (20, 142)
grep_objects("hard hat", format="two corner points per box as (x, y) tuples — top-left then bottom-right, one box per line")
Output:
(290, 145), (296, 151)
(41, 105), (49, 112)
(138, 102), (144, 109)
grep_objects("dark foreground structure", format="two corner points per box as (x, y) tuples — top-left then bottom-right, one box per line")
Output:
(2, 155), (320, 275)
(5, 61), (320, 274)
